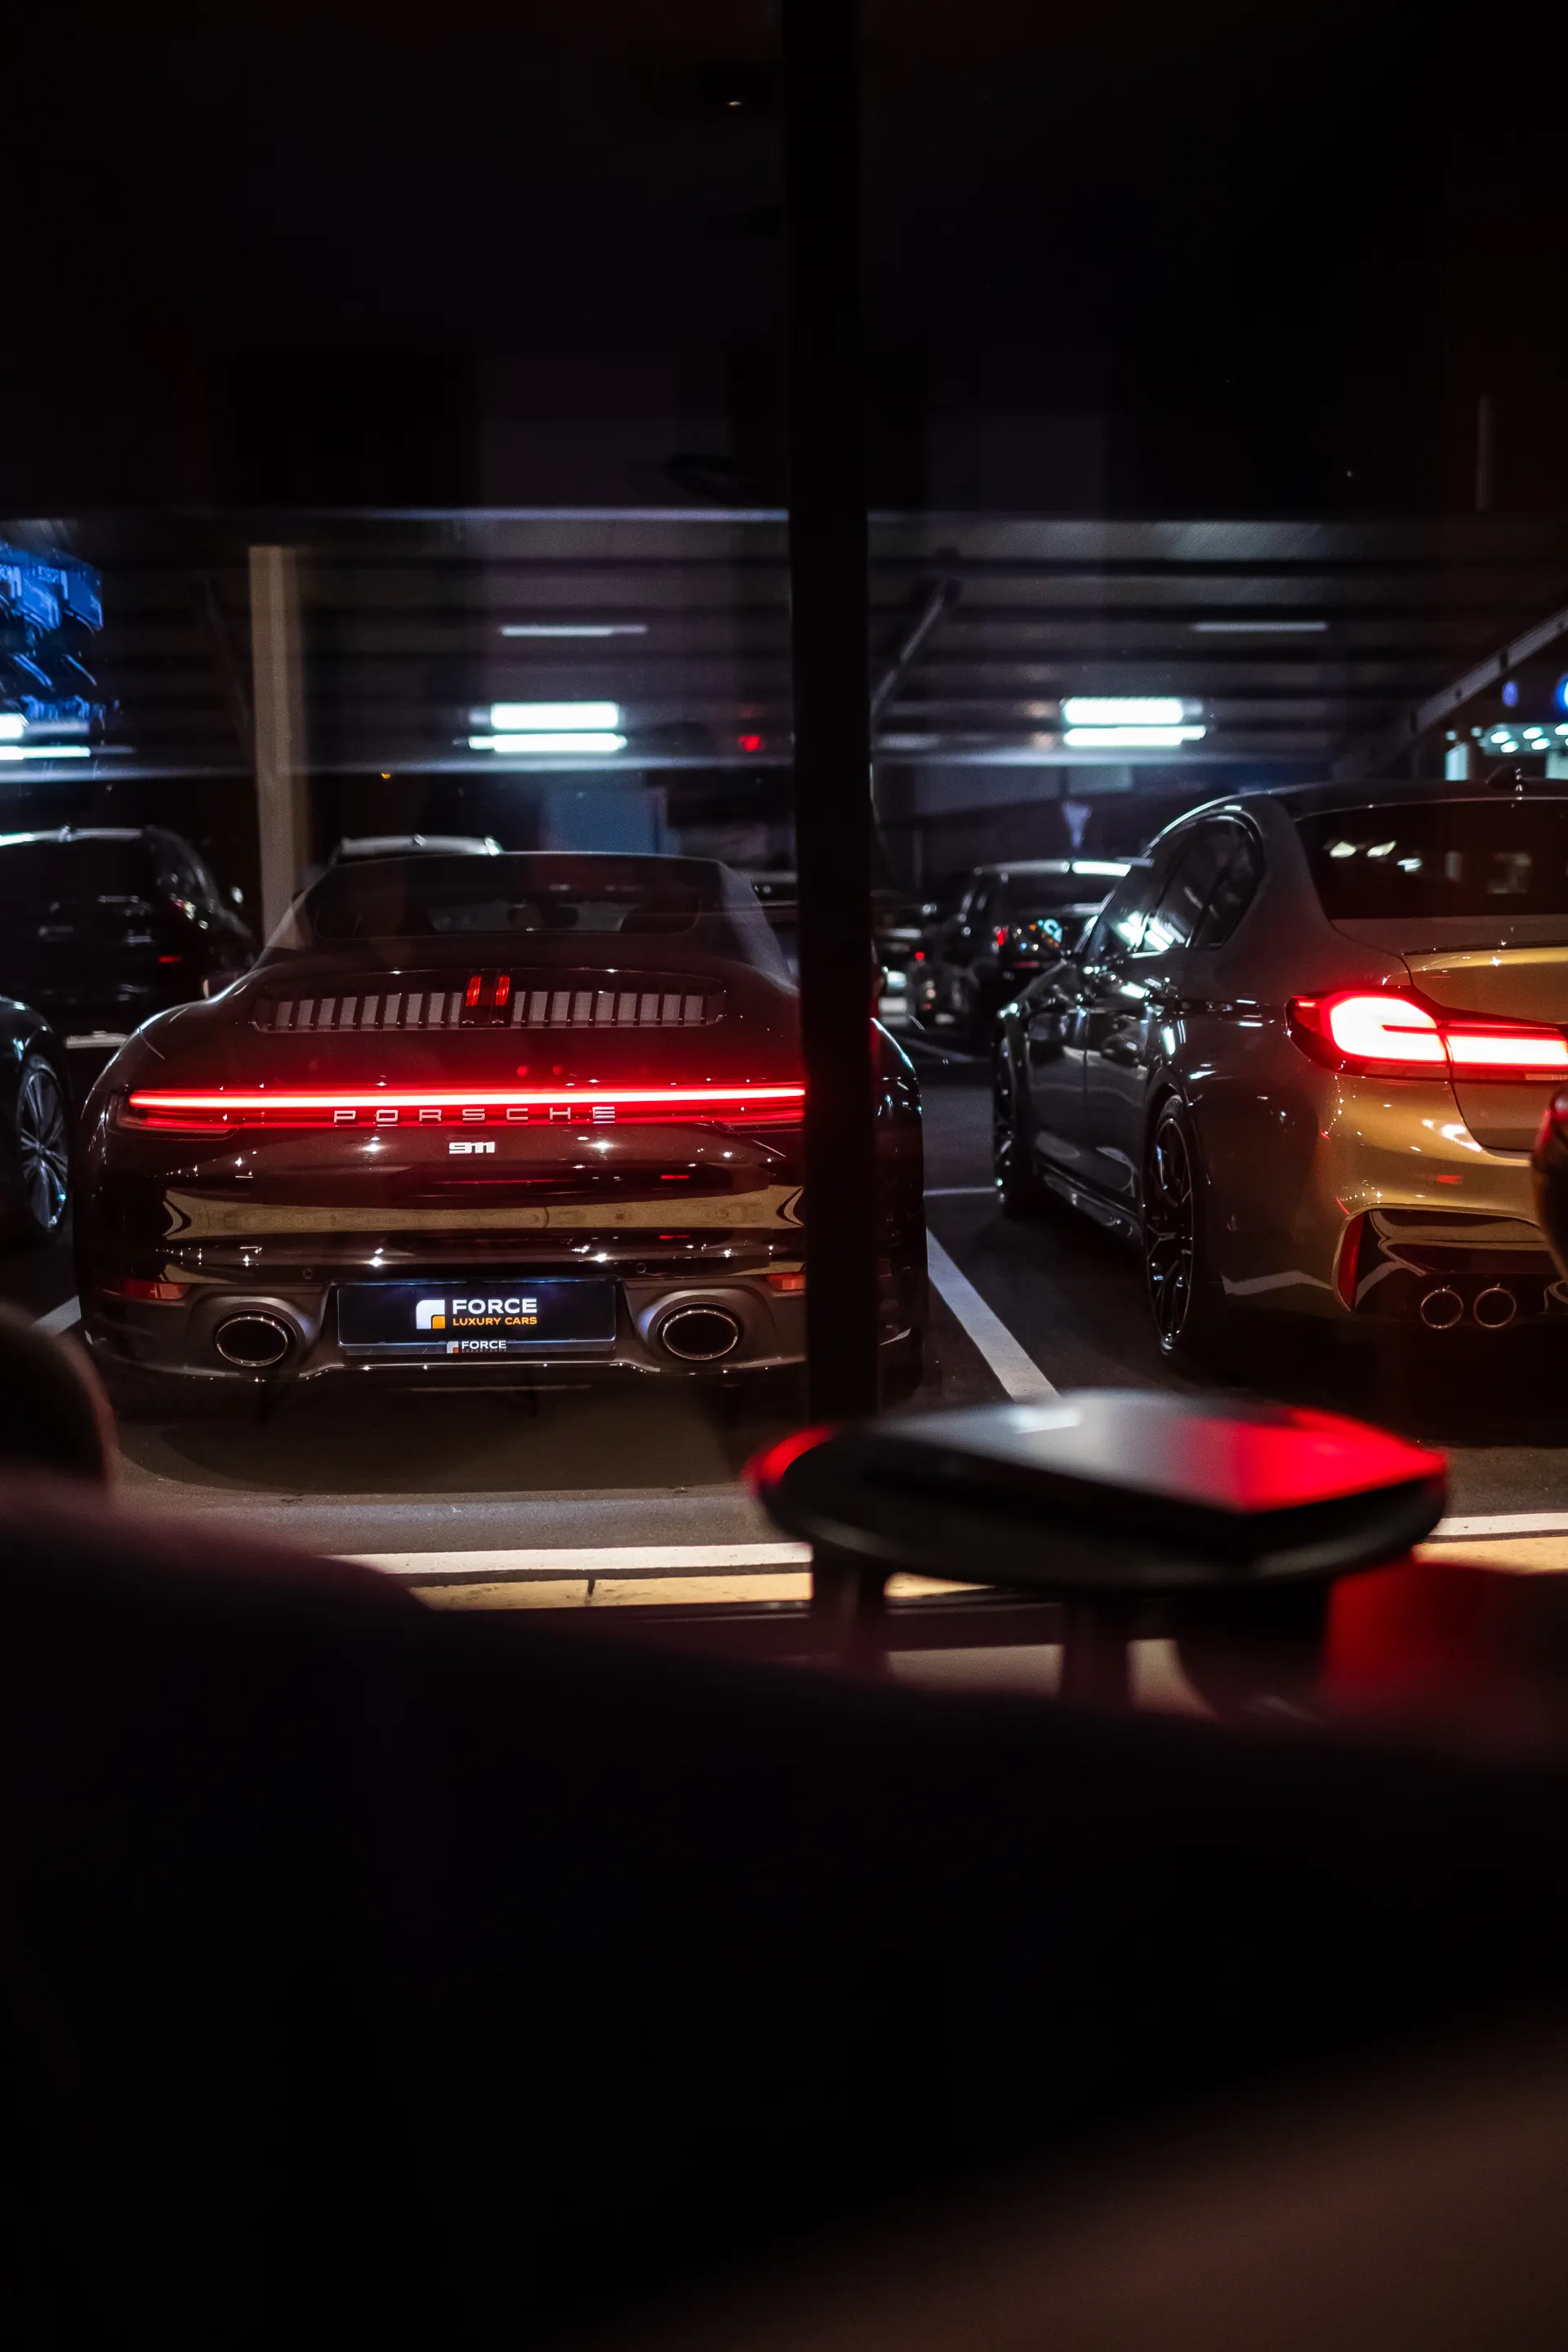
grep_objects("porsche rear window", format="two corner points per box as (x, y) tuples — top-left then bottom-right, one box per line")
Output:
(296, 854), (717, 941)
(1298, 802), (1568, 917)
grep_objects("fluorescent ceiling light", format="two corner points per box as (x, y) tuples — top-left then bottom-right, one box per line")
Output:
(469, 733), (628, 755)
(489, 701), (621, 732)
(1190, 620), (1329, 634)
(1062, 697), (1185, 726)
(0, 743), (93, 761)
(499, 623), (648, 639)
(0, 714), (24, 741)
(1063, 724), (1207, 750)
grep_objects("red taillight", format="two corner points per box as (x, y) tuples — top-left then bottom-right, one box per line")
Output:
(104, 1277), (189, 1305)
(119, 1082), (807, 1134)
(465, 971), (483, 1008)
(765, 1268), (807, 1293)
(494, 973), (511, 1010)
(1289, 990), (1568, 1080)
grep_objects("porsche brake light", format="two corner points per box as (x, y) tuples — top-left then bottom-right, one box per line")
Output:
(1289, 991), (1568, 1079)
(119, 1082), (806, 1133)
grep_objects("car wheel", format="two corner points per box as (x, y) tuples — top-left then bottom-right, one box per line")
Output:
(993, 1047), (1046, 1216)
(880, 1325), (925, 1403)
(7, 1056), (71, 1243)
(1143, 1098), (1221, 1367)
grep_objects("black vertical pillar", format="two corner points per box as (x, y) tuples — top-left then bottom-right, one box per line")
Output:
(783, 0), (880, 1423)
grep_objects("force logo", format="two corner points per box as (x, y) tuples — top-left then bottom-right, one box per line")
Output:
(416, 1295), (541, 1331)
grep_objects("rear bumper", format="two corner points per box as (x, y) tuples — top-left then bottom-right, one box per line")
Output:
(1209, 1064), (1562, 1326)
(80, 1252), (926, 1388)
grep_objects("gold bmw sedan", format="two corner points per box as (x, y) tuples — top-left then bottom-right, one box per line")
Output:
(992, 784), (1568, 1364)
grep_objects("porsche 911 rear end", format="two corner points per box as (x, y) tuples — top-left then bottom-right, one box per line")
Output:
(74, 853), (925, 1409)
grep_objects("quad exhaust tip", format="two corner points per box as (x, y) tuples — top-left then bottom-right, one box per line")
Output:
(214, 1312), (295, 1370)
(1416, 1284), (1518, 1331)
(657, 1305), (743, 1363)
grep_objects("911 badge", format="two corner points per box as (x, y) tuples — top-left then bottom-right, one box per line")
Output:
(448, 1138), (495, 1154)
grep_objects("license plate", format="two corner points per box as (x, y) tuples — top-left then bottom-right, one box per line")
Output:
(337, 1279), (617, 1356)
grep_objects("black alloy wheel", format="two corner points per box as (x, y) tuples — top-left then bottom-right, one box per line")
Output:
(993, 1045), (1045, 1215)
(11, 1056), (71, 1241)
(1143, 1100), (1208, 1361)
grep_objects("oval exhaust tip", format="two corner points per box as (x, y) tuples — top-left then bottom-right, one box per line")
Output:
(1419, 1287), (1464, 1331)
(657, 1305), (743, 1363)
(214, 1313), (293, 1370)
(1473, 1285), (1517, 1330)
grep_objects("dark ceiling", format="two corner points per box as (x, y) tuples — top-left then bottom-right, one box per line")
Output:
(11, 508), (1568, 787)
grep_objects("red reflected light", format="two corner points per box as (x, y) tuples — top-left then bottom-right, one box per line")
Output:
(746, 1423), (834, 1495)
(465, 972), (483, 1008)
(737, 733), (764, 753)
(104, 1277), (189, 1304)
(494, 973), (511, 1009)
(765, 1268), (806, 1293)
(158, 954), (184, 965)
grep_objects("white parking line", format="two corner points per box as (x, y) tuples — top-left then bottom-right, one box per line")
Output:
(1429, 1511), (1568, 1543)
(924, 1185), (997, 1198)
(348, 1541), (812, 1579)
(924, 1229), (1058, 1399)
(36, 1295), (81, 1336)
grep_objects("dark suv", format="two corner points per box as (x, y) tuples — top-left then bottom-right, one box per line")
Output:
(915, 858), (1129, 1046)
(0, 827), (255, 1056)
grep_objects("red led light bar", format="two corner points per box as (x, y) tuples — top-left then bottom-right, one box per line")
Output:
(122, 1082), (805, 1133)
(1289, 991), (1568, 1080)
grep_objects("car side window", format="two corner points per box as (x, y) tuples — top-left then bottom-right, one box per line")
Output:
(1080, 862), (1158, 967)
(1192, 829), (1263, 947)
(1137, 825), (1238, 956)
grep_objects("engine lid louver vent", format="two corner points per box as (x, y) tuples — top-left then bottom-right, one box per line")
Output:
(254, 974), (723, 1034)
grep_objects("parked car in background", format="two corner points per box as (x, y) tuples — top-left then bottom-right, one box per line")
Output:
(873, 893), (942, 1030)
(0, 829), (255, 1068)
(78, 851), (927, 1414)
(994, 785), (1568, 1365)
(915, 858), (1129, 1045)
(0, 996), (72, 1241)
(330, 834), (502, 861)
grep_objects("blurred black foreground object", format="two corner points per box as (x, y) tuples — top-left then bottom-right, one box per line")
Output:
(756, 1392), (1446, 1700)
(10, 1474), (1568, 2350)
(0, 1303), (114, 1485)
(642, 2034), (1568, 2352)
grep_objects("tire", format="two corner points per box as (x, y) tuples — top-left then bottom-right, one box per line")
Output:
(880, 1325), (925, 1404)
(992, 1046), (1046, 1216)
(1143, 1097), (1224, 1370)
(5, 1055), (71, 1243)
